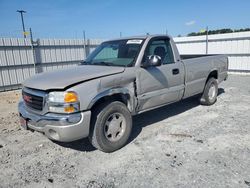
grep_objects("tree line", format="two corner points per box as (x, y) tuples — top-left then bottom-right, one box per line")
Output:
(187, 28), (250, 36)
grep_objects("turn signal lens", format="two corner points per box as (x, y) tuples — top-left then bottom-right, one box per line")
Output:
(64, 92), (78, 103)
(64, 105), (75, 113)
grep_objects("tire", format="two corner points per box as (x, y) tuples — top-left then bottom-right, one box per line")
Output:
(200, 77), (218, 105)
(89, 101), (132, 153)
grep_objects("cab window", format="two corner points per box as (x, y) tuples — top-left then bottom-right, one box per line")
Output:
(145, 39), (175, 64)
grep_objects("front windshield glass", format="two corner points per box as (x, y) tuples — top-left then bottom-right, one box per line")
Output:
(82, 39), (144, 67)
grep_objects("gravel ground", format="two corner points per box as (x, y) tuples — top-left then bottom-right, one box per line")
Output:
(0, 74), (250, 188)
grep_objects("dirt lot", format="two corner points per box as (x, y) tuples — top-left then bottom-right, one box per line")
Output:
(0, 74), (250, 188)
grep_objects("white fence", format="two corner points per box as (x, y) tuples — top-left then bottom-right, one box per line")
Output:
(1, 32), (250, 91)
(0, 38), (102, 91)
(174, 31), (250, 72)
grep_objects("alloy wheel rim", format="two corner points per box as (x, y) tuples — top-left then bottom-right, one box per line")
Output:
(208, 84), (216, 101)
(104, 113), (126, 142)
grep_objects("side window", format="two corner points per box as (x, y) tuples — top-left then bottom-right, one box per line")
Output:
(145, 39), (175, 64)
(164, 40), (175, 64)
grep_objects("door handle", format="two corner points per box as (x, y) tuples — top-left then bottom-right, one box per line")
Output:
(172, 68), (179, 75)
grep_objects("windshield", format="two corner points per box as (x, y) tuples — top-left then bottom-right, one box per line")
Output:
(82, 39), (144, 67)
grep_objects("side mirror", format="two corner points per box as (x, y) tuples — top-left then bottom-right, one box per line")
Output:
(143, 55), (162, 68)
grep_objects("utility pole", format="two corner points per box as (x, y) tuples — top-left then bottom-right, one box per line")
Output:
(120, 32), (122, 38)
(29, 27), (34, 43)
(83, 30), (87, 58)
(17, 10), (27, 38)
(206, 26), (208, 54)
(29, 28), (36, 73)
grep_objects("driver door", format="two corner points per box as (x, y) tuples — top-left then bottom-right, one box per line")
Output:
(136, 38), (185, 111)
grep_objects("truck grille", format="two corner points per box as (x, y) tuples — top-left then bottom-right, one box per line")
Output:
(22, 89), (44, 111)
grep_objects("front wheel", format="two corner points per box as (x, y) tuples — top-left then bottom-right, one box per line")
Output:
(89, 101), (132, 153)
(200, 77), (218, 105)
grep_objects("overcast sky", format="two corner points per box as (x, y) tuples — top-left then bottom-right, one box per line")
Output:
(0, 0), (250, 39)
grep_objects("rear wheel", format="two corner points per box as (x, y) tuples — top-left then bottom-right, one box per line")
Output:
(200, 77), (218, 105)
(89, 101), (132, 153)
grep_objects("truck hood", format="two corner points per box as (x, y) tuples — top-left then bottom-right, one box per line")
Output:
(23, 65), (125, 90)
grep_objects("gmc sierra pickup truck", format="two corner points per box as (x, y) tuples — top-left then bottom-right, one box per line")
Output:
(19, 35), (228, 152)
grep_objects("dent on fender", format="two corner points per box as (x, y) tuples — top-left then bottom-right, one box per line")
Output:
(87, 86), (136, 113)
(87, 70), (137, 112)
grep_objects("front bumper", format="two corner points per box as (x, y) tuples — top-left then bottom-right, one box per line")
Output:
(18, 101), (91, 142)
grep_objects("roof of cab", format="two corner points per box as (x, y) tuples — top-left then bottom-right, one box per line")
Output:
(104, 34), (172, 42)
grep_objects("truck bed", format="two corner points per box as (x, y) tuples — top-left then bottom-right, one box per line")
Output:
(182, 55), (228, 98)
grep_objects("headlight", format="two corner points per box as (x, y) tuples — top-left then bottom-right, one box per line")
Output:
(47, 91), (80, 113)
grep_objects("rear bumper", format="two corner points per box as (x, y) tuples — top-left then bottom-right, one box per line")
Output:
(18, 101), (91, 142)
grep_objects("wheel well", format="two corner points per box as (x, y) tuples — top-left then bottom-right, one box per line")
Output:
(206, 70), (218, 83)
(91, 93), (130, 112)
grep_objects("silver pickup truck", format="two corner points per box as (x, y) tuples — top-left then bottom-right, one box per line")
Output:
(18, 35), (228, 152)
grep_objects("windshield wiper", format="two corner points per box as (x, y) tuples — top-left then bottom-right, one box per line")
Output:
(92, 61), (117, 66)
(79, 61), (91, 65)
(80, 61), (125, 67)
